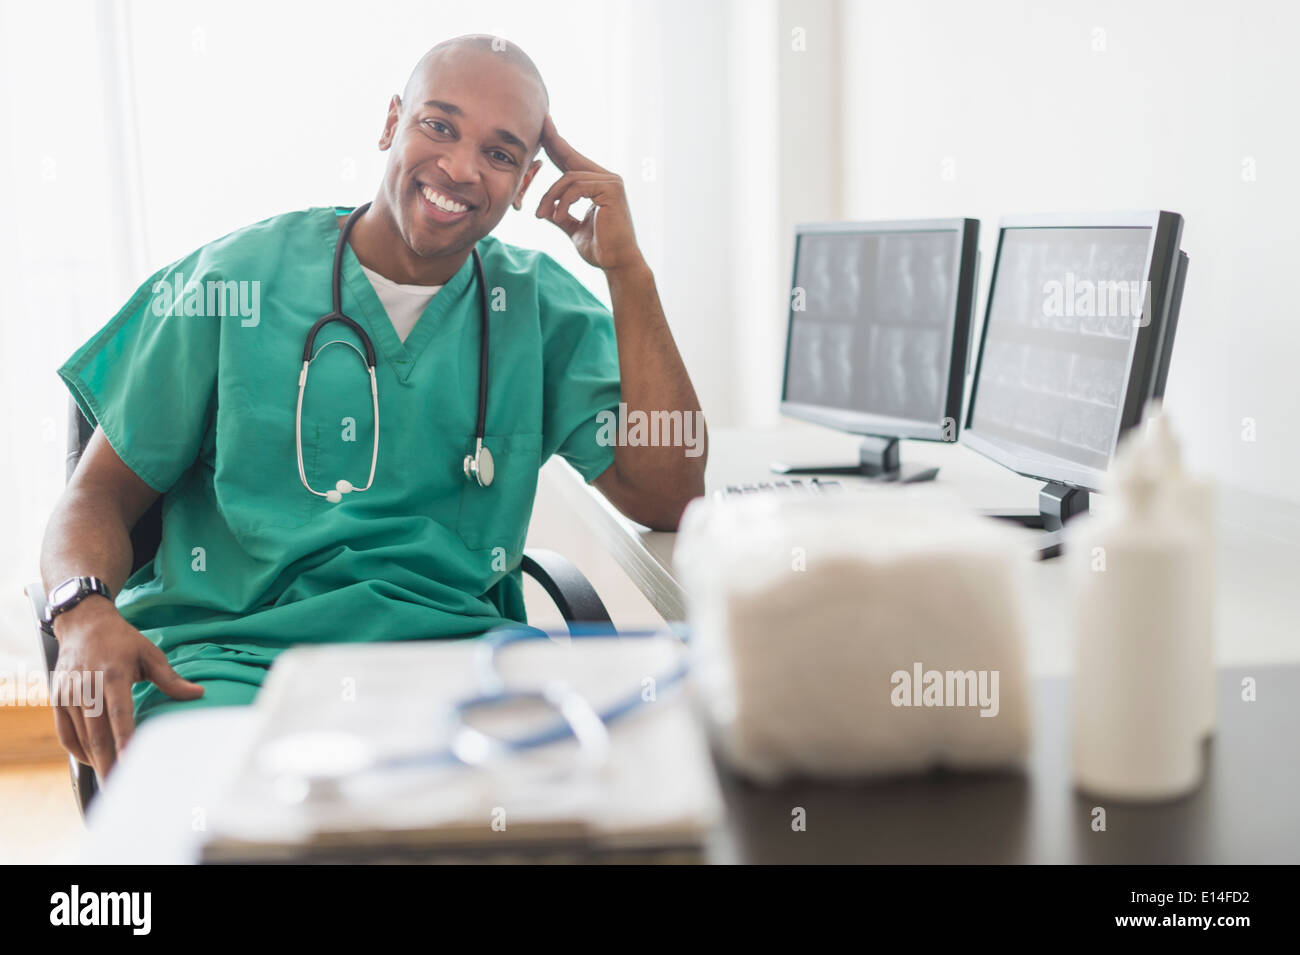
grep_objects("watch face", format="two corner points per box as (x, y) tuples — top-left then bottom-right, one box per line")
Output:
(52, 579), (82, 605)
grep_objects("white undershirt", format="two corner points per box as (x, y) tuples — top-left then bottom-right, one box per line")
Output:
(359, 263), (443, 343)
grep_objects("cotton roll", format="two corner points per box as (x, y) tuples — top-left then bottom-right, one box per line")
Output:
(675, 488), (1033, 784)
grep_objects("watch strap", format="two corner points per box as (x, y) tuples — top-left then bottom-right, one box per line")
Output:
(43, 575), (113, 628)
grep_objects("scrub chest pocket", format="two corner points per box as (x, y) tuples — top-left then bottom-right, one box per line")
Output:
(215, 389), (322, 532)
(456, 432), (543, 555)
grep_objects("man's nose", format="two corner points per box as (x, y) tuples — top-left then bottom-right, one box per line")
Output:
(437, 142), (480, 184)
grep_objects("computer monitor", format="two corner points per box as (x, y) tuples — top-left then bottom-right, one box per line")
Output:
(961, 211), (1188, 549)
(774, 218), (980, 482)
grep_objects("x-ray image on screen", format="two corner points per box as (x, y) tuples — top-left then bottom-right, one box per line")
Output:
(787, 321), (854, 407)
(784, 229), (960, 424)
(969, 227), (1151, 470)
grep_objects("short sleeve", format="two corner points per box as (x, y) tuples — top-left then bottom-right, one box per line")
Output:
(537, 254), (621, 483)
(58, 260), (220, 493)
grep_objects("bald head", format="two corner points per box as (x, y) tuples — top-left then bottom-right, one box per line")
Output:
(403, 35), (549, 118)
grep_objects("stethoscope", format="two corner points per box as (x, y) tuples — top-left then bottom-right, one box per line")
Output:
(257, 628), (690, 804)
(296, 201), (494, 504)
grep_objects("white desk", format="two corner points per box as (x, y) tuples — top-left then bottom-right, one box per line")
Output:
(544, 423), (1300, 676)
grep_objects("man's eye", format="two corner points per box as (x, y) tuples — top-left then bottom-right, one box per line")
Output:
(490, 150), (517, 166)
(424, 119), (451, 134)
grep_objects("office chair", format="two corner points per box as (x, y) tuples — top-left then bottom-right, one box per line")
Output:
(26, 398), (613, 818)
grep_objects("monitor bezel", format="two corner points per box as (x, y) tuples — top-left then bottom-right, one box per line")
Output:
(959, 210), (1185, 492)
(779, 217), (980, 443)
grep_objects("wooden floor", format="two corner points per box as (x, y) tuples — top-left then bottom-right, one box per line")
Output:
(0, 702), (84, 864)
(0, 761), (83, 864)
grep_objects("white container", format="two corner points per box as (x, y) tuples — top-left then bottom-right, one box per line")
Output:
(1147, 411), (1217, 739)
(1069, 428), (1204, 802)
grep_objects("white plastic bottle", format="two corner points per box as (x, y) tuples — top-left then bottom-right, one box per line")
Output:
(1069, 432), (1204, 801)
(1147, 411), (1217, 739)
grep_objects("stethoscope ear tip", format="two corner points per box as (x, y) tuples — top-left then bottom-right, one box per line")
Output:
(325, 479), (356, 504)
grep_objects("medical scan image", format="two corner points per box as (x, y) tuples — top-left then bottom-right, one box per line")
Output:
(784, 229), (959, 425)
(969, 226), (1152, 470)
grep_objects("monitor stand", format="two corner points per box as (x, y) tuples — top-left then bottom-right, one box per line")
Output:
(985, 482), (1090, 560)
(770, 435), (940, 484)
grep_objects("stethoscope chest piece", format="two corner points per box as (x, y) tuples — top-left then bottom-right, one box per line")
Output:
(464, 439), (495, 487)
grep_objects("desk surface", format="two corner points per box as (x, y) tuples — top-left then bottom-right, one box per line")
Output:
(80, 425), (1300, 863)
(710, 664), (1300, 864)
(82, 663), (1300, 864)
(544, 424), (1300, 677)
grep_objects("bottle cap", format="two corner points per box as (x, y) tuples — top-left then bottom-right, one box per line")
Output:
(1111, 418), (1162, 516)
(1146, 408), (1185, 481)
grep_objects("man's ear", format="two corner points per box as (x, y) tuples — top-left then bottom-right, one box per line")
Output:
(512, 158), (545, 210)
(378, 95), (401, 151)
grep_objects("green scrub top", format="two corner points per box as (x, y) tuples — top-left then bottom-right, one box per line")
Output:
(58, 206), (621, 722)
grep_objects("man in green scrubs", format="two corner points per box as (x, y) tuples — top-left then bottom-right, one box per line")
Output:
(39, 35), (706, 782)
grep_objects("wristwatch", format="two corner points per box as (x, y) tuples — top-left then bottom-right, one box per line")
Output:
(43, 576), (113, 631)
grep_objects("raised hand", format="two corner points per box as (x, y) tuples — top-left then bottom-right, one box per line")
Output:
(535, 114), (645, 274)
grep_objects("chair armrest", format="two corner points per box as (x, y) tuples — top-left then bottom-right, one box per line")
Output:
(520, 549), (613, 631)
(25, 580), (58, 674)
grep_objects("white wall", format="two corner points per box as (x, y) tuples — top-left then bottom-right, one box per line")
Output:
(727, 0), (847, 431)
(838, 0), (1300, 502)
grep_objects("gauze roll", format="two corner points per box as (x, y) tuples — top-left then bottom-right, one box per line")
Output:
(675, 488), (1032, 783)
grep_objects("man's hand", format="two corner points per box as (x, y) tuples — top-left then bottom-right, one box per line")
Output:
(50, 596), (204, 780)
(535, 114), (644, 274)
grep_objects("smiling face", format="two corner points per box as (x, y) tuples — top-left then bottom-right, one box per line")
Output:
(375, 41), (548, 262)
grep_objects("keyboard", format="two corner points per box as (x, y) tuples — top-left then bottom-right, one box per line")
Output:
(716, 478), (843, 500)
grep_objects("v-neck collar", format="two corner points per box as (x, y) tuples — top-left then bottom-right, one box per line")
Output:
(319, 206), (478, 383)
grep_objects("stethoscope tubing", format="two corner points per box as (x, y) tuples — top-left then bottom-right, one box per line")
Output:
(297, 201), (492, 499)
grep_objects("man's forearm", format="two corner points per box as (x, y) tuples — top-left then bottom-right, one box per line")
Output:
(604, 260), (707, 520)
(40, 489), (136, 632)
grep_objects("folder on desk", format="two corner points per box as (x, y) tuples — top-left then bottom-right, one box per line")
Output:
(199, 634), (722, 863)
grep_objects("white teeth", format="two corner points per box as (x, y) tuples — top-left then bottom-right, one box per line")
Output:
(421, 185), (468, 214)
